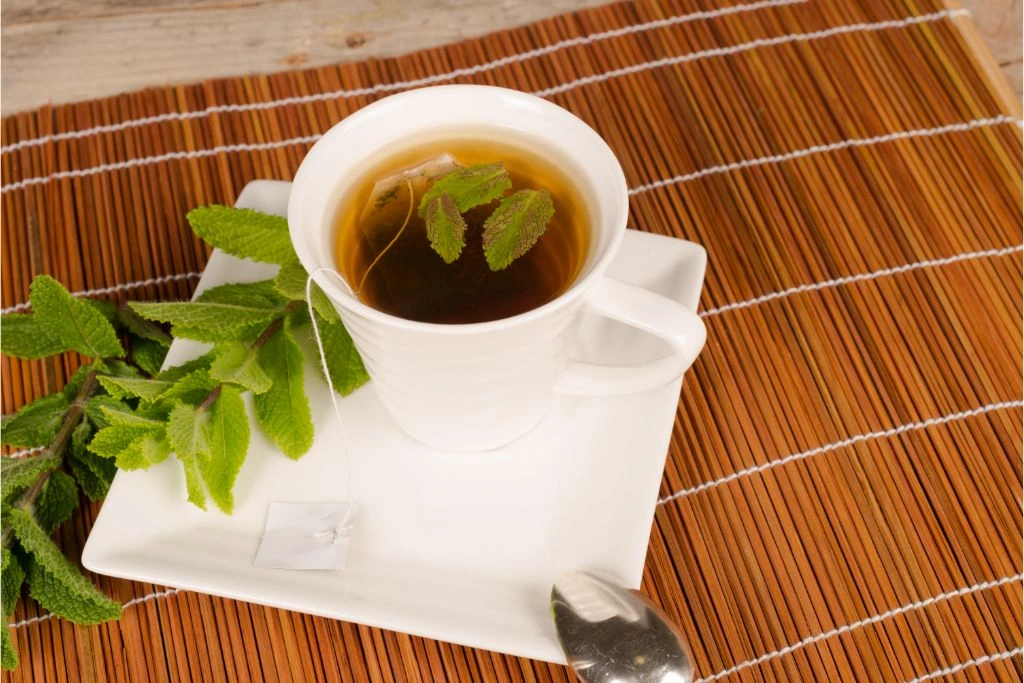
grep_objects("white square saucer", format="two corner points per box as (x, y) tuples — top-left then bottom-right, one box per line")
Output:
(83, 180), (706, 664)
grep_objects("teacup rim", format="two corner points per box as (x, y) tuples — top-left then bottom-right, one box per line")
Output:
(288, 84), (629, 335)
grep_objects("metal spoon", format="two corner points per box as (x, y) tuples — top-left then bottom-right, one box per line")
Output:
(551, 571), (694, 683)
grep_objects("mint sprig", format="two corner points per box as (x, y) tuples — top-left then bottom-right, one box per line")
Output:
(0, 205), (369, 670)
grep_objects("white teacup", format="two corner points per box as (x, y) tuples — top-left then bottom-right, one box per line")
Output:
(289, 85), (706, 452)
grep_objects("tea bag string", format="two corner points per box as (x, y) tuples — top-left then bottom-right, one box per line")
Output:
(306, 268), (357, 534)
(356, 177), (414, 294)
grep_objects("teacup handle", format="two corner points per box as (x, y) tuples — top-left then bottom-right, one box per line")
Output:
(552, 277), (707, 396)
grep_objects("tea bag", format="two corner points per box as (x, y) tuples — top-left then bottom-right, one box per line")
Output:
(358, 153), (458, 251)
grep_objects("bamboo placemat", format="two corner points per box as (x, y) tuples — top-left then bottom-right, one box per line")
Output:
(2, 0), (1022, 680)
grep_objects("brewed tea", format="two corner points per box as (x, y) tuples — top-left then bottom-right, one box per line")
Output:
(333, 132), (590, 324)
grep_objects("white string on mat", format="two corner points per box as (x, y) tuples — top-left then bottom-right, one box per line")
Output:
(900, 647), (1024, 683)
(659, 399), (1024, 503)
(1, 8), (1001, 196)
(693, 574), (1024, 683)
(305, 268), (358, 532)
(0, 0), (810, 155)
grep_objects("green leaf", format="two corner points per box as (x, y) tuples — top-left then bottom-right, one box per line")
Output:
(0, 314), (67, 359)
(1, 393), (69, 448)
(313, 312), (369, 396)
(156, 353), (215, 382)
(88, 423), (169, 470)
(130, 336), (169, 376)
(98, 403), (167, 427)
(8, 508), (121, 624)
(84, 395), (130, 430)
(1, 627), (15, 671)
(130, 300), (278, 342)
(1, 454), (60, 504)
(195, 280), (286, 308)
(482, 188), (555, 271)
(422, 192), (467, 263)
(29, 276), (124, 359)
(199, 386), (249, 514)
(85, 299), (118, 324)
(166, 403), (209, 510)
(273, 260), (339, 323)
(2, 548), (25, 617)
(419, 162), (511, 214)
(69, 421), (116, 501)
(154, 369), (218, 406)
(254, 322), (313, 459)
(35, 471), (78, 534)
(187, 206), (296, 265)
(210, 341), (272, 394)
(97, 375), (174, 402)
(116, 307), (172, 346)
(98, 360), (141, 378)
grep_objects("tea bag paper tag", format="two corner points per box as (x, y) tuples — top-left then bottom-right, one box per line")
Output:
(253, 502), (357, 570)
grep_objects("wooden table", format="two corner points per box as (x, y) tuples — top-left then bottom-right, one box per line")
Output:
(0, 0), (1019, 115)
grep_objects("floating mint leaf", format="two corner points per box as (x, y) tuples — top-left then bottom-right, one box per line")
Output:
(273, 260), (339, 323)
(313, 312), (369, 397)
(1, 394), (69, 448)
(482, 188), (555, 271)
(8, 508), (121, 624)
(0, 314), (66, 359)
(419, 162), (511, 215)
(254, 322), (313, 459)
(166, 403), (210, 511)
(187, 206), (296, 265)
(210, 341), (272, 394)
(422, 192), (467, 264)
(199, 386), (248, 514)
(36, 471), (78, 534)
(1, 455), (60, 504)
(29, 276), (123, 359)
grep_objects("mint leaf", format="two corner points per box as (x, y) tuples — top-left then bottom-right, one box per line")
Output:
(273, 260), (339, 323)
(254, 322), (313, 459)
(36, 471), (78, 534)
(8, 508), (121, 624)
(1, 627), (15, 670)
(156, 353), (214, 382)
(88, 423), (169, 470)
(130, 300), (278, 342)
(69, 421), (115, 501)
(97, 375), (174, 402)
(1, 455), (60, 504)
(210, 342), (272, 394)
(482, 188), (555, 271)
(187, 206), (296, 265)
(1, 393), (69, 448)
(83, 395), (129, 430)
(199, 387), (248, 514)
(154, 369), (218, 406)
(130, 336), (169, 376)
(98, 360), (140, 378)
(0, 314), (66, 359)
(116, 307), (172, 345)
(196, 280), (285, 308)
(85, 299), (118, 324)
(422, 192), (467, 263)
(313, 312), (369, 396)
(419, 162), (511, 214)
(29, 276), (123, 359)
(2, 548), (25, 617)
(98, 403), (167, 427)
(166, 403), (209, 511)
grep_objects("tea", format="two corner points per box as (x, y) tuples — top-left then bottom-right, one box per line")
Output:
(333, 132), (590, 324)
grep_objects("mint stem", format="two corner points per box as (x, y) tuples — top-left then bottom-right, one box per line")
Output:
(1, 369), (98, 550)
